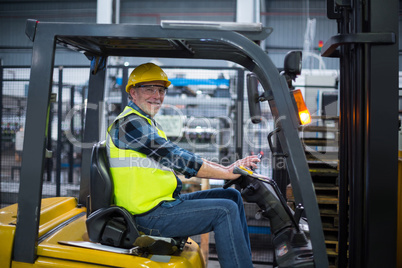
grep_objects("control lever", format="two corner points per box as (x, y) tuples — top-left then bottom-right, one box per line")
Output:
(250, 152), (263, 171)
(294, 204), (304, 225)
(223, 152), (262, 189)
(234, 166), (253, 176)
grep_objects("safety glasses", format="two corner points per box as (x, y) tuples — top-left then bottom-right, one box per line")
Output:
(136, 85), (168, 96)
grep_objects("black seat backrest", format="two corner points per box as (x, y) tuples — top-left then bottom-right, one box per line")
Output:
(86, 140), (141, 248)
(89, 140), (113, 214)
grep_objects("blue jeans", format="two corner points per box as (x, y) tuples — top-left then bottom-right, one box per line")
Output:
(135, 188), (253, 268)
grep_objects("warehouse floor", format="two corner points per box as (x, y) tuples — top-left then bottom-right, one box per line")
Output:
(191, 231), (274, 267)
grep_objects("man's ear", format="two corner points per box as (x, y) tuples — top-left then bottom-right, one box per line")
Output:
(129, 88), (136, 101)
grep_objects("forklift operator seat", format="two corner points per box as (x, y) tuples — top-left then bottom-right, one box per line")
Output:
(86, 140), (141, 248)
(85, 141), (187, 253)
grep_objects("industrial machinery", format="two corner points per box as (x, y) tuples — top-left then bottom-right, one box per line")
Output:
(0, 20), (329, 267)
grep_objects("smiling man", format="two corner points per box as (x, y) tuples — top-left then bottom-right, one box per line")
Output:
(127, 63), (168, 117)
(106, 62), (260, 268)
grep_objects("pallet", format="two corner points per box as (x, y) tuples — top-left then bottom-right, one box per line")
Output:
(318, 200), (339, 215)
(309, 167), (339, 177)
(310, 170), (339, 187)
(305, 150), (339, 161)
(287, 185), (339, 209)
(328, 254), (339, 268)
(315, 185), (339, 199)
(300, 125), (339, 133)
(326, 240), (339, 255)
(302, 138), (339, 147)
(300, 116), (341, 267)
(321, 213), (339, 228)
(287, 198), (339, 217)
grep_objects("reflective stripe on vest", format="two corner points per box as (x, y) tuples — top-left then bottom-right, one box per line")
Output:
(108, 157), (171, 171)
(106, 106), (177, 215)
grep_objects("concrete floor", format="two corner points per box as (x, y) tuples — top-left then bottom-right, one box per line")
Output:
(192, 231), (274, 268)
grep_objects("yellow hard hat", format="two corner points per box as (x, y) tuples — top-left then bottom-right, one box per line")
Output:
(125, 63), (171, 93)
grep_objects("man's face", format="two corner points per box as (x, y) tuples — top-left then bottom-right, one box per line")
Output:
(129, 81), (166, 118)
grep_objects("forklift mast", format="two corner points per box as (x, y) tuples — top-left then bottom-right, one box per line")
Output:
(322, 0), (399, 267)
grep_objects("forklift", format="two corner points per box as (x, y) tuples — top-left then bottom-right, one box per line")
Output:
(0, 19), (331, 267)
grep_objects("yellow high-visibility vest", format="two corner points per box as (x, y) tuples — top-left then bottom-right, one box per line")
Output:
(106, 106), (177, 215)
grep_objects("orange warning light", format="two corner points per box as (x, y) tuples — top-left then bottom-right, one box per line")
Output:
(292, 89), (311, 125)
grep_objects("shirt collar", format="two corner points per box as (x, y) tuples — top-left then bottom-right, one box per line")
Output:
(128, 101), (153, 120)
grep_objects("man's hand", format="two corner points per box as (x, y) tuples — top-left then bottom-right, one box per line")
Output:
(196, 155), (261, 180)
(229, 155), (261, 171)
